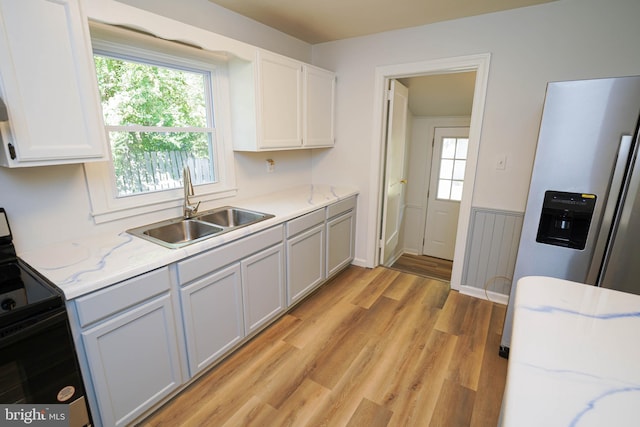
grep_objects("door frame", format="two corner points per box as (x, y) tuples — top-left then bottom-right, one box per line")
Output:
(369, 53), (491, 291)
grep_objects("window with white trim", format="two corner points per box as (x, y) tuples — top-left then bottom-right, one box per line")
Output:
(84, 24), (236, 223)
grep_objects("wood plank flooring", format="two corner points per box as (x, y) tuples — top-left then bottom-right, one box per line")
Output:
(141, 266), (507, 427)
(390, 254), (453, 282)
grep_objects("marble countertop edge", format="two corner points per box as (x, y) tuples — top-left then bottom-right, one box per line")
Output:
(19, 185), (358, 300)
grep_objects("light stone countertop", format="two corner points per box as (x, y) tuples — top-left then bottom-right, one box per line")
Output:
(20, 185), (358, 300)
(501, 276), (640, 427)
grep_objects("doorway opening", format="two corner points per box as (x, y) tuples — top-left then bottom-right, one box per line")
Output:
(372, 54), (491, 290)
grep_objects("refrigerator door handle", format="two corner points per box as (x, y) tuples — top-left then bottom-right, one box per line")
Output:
(586, 134), (633, 284)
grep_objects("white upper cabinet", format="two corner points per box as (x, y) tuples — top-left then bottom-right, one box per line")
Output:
(258, 51), (303, 149)
(0, 0), (108, 167)
(304, 65), (336, 148)
(230, 50), (335, 151)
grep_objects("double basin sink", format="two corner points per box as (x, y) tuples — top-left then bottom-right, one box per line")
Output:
(127, 207), (274, 249)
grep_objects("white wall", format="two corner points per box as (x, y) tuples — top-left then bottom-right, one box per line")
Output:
(311, 0), (640, 268)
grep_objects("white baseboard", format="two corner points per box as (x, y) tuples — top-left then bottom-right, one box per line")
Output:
(352, 257), (371, 268)
(459, 285), (509, 305)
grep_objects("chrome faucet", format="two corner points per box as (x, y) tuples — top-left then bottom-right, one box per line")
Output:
(183, 166), (200, 219)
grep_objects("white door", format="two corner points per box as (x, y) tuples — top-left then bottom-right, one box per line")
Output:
(380, 79), (409, 266)
(423, 127), (469, 260)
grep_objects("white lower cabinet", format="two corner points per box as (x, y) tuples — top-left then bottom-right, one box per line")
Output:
(76, 267), (181, 427)
(177, 225), (285, 377)
(326, 197), (357, 278)
(242, 244), (286, 334)
(180, 264), (244, 375)
(286, 209), (326, 305)
(285, 196), (357, 306)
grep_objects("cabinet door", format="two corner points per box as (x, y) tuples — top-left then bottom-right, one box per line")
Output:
(181, 264), (244, 376)
(241, 244), (285, 334)
(327, 210), (355, 278)
(0, 0), (108, 166)
(82, 294), (181, 427)
(257, 51), (302, 149)
(287, 224), (325, 305)
(304, 65), (335, 147)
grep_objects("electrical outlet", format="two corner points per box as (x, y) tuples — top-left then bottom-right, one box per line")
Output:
(266, 159), (275, 173)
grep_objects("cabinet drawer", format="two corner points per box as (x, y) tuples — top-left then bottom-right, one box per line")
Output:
(75, 267), (170, 328)
(286, 208), (325, 237)
(178, 225), (284, 284)
(327, 196), (357, 219)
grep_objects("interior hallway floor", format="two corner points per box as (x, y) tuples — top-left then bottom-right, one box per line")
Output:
(390, 254), (453, 282)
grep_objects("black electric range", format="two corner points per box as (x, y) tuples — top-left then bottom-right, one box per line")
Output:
(0, 208), (91, 426)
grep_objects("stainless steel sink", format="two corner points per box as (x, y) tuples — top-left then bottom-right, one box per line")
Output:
(127, 207), (274, 249)
(195, 207), (274, 228)
(128, 219), (224, 249)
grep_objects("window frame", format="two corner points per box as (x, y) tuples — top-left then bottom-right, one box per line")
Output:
(84, 23), (236, 224)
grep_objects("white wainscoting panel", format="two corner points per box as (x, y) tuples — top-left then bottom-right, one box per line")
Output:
(460, 208), (523, 304)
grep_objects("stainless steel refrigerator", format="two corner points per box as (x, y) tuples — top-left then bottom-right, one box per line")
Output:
(500, 75), (640, 356)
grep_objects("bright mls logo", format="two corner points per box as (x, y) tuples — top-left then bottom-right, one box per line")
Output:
(1, 405), (68, 426)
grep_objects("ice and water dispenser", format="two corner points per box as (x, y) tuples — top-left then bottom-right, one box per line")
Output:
(536, 191), (596, 250)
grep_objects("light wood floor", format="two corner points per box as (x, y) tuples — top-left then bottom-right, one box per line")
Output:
(390, 254), (453, 282)
(141, 266), (507, 427)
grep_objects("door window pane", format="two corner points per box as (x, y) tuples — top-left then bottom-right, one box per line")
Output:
(439, 159), (454, 179)
(451, 181), (464, 201)
(442, 138), (457, 158)
(453, 160), (466, 180)
(438, 180), (451, 199)
(437, 136), (468, 201)
(455, 138), (469, 158)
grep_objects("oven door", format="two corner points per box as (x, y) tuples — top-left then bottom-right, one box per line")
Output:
(0, 308), (90, 424)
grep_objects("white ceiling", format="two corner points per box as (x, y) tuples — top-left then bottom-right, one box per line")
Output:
(207, 0), (556, 44)
(399, 72), (476, 117)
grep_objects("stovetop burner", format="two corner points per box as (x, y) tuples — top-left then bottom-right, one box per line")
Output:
(0, 262), (21, 286)
(0, 208), (62, 330)
(0, 263), (27, 311)
(0, 259), (62, 330)
(1, 261), (59, 312)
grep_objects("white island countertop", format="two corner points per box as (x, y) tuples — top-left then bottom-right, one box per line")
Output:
(501, 276), (640, 427)
(19, 185), (358, 300)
